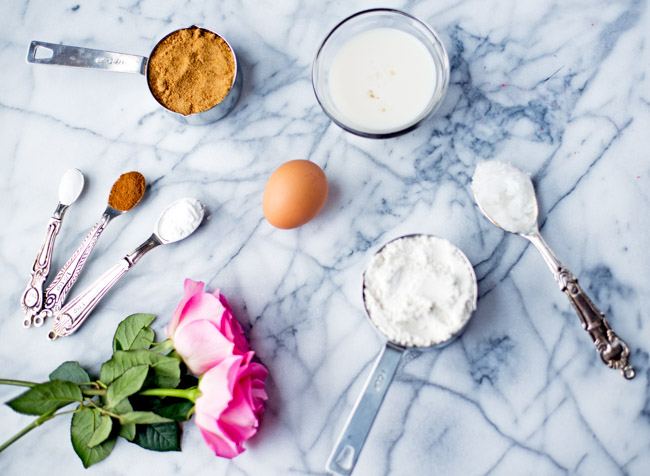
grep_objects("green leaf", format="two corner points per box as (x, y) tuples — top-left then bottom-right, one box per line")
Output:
(7, 381), (82, 415)
(113, 313), (156, 351)
(117, 411), (173, 425)
(49, 361), (91, 385)
(134, 422), (180, 452)
(87, 413), (113, 448)
(114, 399), (136, 441)
(105, 365), (149, 409)
(100, 351), (181, 389)
(71, 407), (117, 468)
(153, 400), (195, 421)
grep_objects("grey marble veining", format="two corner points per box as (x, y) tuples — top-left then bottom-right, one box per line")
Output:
(1, 0), (649, 475)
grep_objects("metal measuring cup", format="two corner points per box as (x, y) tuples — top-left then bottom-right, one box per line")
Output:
(326, 234), (478, 476)
(26, 26), (242, 125)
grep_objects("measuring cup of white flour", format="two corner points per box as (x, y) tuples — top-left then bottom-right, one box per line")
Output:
(326, 234), (477, 476)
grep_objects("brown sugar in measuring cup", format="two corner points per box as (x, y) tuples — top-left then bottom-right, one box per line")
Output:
(147, 27), (236, 116)
(26, 26), (242, 125)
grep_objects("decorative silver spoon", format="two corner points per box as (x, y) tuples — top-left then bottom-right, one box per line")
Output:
(21, 168), (85, 327)
(32, 171), (145, 327)
(47, 197), (205, 340)
(471, 160), (634, 379)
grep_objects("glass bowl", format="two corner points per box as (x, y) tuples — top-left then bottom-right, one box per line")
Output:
(312, 9), (450, 139)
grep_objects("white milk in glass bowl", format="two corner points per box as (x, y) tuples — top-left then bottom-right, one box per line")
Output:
(312, 9), (450, 139)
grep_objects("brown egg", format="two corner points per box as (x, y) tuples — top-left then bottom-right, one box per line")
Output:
(263, 160), (329, 229)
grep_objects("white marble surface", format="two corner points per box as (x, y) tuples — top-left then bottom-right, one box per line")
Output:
(1, 0), (649, 475)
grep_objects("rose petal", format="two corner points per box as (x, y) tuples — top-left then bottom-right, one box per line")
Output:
(218, 294), (249, 353)
(174, 320), (236, 375)
(218, 381), (258, 441)
(196, 356), (243, 418)
(167, 279), (204, 335)
(198, 426), (243, 459)
(174, 292), (226, 335)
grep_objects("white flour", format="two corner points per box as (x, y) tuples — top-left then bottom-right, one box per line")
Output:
(156, 197), (205, 243)
(363, 235), (477, 347)
(471, 160), (537, 233)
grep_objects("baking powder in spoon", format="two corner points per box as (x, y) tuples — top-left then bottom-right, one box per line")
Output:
(156, 197), (205, 243)
(58, 168), (85, 205)
(471, 160), (537, 233)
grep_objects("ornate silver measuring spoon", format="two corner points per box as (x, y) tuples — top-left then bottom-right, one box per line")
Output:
(47, 197), (205, 340)
(471, 160), (634, 379)
(327, 234), (478, 476)
(21, 169), (84, 327)
(32, 172), (146, 328)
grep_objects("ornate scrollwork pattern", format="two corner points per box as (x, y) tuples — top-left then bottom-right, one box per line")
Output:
(21, 213), (65, 325)
(557, 265), (635, 379)
(39, 213), (111, 324)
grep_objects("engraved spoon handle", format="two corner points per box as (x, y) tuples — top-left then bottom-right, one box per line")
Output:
(48, 259), (130, 340)
(326, 342), (404, 475)
(48, 235), (161, 340)
(524, 230), (635, 379)
(20, 203), (69, 327)
(27, 41), (147, 75)
(34, 211), (115, 327)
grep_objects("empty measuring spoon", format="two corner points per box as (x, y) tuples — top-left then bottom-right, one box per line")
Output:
(47, 197), (205, 340)
(21, 168), (84, 327)
(326, 234), (477, 476)
(33, 171), (145, 327)
(471, 160), (634, 379)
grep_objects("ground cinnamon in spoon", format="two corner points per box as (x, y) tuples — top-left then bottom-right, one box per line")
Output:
(108, 172), (146, 211)
(147, 26), (236, 116)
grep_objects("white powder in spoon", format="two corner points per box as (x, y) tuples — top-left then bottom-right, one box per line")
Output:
(156, 197), (205, 243)
(471, 160), (537, 234)
(58, 168), (84, 206)
(363, 235), (477, 347)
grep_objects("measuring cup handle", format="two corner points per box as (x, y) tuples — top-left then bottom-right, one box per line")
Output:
(326, 342), (404, 475)
(27, 41), (147, 74)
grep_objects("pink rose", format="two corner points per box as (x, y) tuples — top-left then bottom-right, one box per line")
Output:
(167, 279), (248, 375)
(194, 352), (268, 458)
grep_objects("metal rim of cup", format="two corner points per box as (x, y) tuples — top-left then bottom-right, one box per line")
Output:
(312, 8), (451, 139)
(145, 25), (242, 125)
(361, 233), (478, 349)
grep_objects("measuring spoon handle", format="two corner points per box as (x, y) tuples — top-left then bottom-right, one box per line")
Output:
(20, 203), (69, 327)
(48, 235), (161, 340)
(48, 258), (130, 341)
(525, 230), (635, 379)
(27, 41), (147, 75)
(327, 342), (404, 475)
(34, 211), (116, 327)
